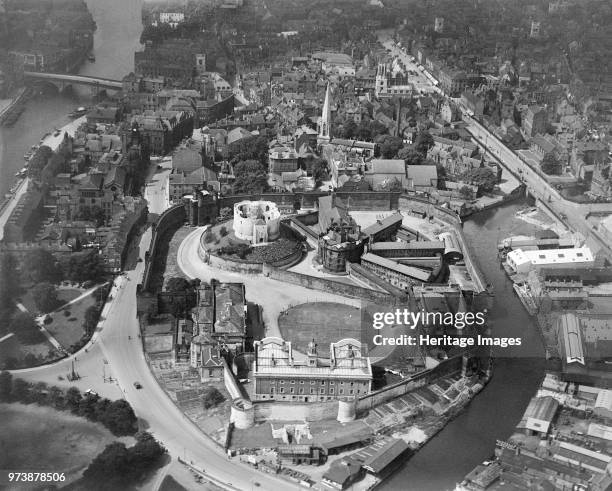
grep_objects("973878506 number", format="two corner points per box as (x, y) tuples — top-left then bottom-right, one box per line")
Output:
(3, 472), (66, 484)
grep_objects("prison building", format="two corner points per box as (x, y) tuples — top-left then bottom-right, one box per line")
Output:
(360, 252), (432, 290)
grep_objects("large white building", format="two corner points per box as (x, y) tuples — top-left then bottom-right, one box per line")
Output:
(252, 337), (372, 402)
(233, 200), (281, 244)
(506, 247), (594, 274)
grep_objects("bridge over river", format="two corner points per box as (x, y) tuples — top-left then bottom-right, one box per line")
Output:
(24, 71), (122, 92)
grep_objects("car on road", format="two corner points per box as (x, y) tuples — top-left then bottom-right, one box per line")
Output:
(133, 381), (142, 389)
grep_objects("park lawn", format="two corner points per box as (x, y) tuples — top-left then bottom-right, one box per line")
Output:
(56, 287), (83, 306)
(0, 322), (59, 369)
(278, 302), (367, 353)
(20, 287), (83, 316)
(44, 290), (97, 349)
(0, 403), (126, 484)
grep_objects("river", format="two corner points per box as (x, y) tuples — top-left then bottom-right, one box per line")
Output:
(382, 201), (546, 491)
(0, 0), (143, 197)
(0, 2), (547, 490)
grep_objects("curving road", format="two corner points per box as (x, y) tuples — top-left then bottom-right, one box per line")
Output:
(13, 162), (299, 491)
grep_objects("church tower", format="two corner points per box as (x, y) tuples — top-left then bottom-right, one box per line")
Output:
(375, 63), (389, 98)
(317, 83), (332, 146)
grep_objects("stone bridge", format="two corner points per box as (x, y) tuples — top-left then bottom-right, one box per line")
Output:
(24, 71), (123, 92)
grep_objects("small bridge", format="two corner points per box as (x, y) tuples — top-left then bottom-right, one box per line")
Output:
(24, 71), (123, 91)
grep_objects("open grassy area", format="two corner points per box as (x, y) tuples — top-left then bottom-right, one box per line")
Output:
(0, 334), (58, 369)
(0, 403), (125, 484)
(278, 302), (369, 353)
(45, 289), (97, 350)
(20, 287), (84, 315)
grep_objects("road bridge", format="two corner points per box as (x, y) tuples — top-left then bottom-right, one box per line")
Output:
(24, 71), (122, 92)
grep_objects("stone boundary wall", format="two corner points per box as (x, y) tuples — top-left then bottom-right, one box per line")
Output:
(356, 355), (463, 412)
(141, 204), (185, 292)
(223, 358), (244, 400)
(346, 262), (409, 299)
(218, 191), (401, 212)
(398, 195), (489, 293)
(398, 194), (462, 226)
(288, 216), (319, 241)
(262, 263), (398, 304)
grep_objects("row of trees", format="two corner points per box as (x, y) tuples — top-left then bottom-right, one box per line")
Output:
(334, 118), (389, 142)
(0, 372), (138, 436)
(20, 248), (104, 285)
(82, 432), (166, 490)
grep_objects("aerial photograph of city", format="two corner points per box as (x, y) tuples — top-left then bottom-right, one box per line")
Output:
(1, 0), (612, 489)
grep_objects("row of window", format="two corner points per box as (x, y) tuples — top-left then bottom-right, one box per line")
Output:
(270, 387), (360, 396)
(270, 379), (359, 386)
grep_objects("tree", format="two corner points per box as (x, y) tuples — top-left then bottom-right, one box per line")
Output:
(11, 378), (31, 402)
(83, 434), (166, 490)
(61, 250), (104, 282)
(398, 147), (426, 166)
(31, 282), (59, 313)
(375, 135), (404, 159)
(24, 249), (61, 284)
(203, 387), (225, 408)
(219, 226), (229, 237)
(10, 312), (45, 345)
(233, 160), (269, 194)
(228, 136), (270, 167)
(83, 305), (101, 337)
(131, 432), (166, 473)
(541, 153), (562, 175)
(459, 185), (474, 200)
(311, 158), (328, 183)
(0, 253), (19, 324)
(48, 385), (65, 409)
(0, 371), (12, 402)
(414, 130), (434, 155)
(165, 277), (191, 292)
(219, 207), (232, 220)
(78, 394), (101, 420)
(99, 399), (138, 436)
(460, 167), (497, 193)
(65, 387), (82, 413)
(83, 442), (132, 490)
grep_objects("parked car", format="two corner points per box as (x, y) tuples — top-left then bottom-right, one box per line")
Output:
(133, 382), (142, 389)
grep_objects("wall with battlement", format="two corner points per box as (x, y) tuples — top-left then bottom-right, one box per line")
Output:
(141, 204), (185, 292)
(262, 263), (399, 304)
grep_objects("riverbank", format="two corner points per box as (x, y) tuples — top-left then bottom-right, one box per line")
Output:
(0, 116), (86, 242)
(0, 87), (30, 126)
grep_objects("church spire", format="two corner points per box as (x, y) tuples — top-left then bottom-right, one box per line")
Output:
(318, 82), (332, 145)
